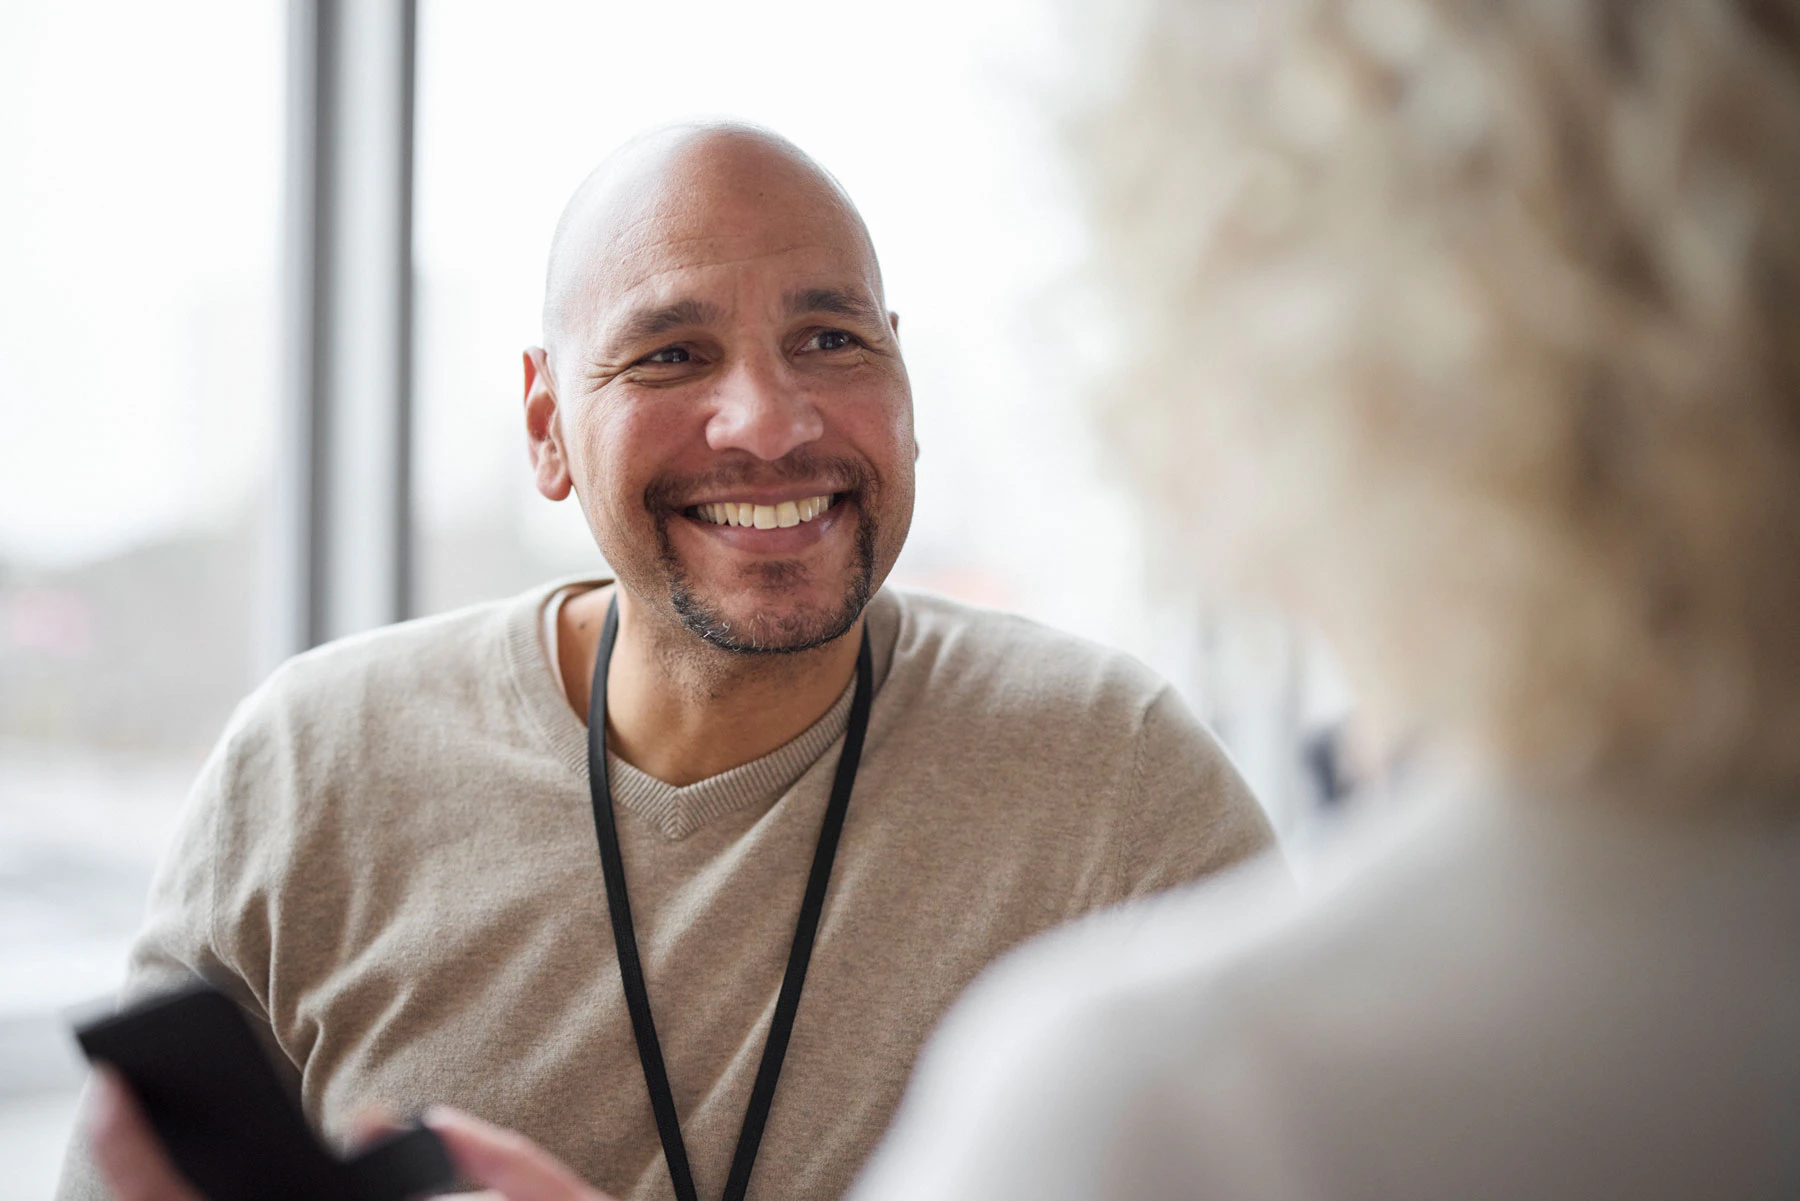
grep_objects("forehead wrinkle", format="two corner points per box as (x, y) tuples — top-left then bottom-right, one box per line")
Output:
(586, 244), (880, 342)
(785, 286), (883, 325)
(599, 297), (728, 358)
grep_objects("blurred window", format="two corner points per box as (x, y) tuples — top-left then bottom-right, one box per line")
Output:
(0, 3), (281, 1193)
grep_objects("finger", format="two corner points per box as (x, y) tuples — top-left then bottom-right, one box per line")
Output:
(424, 1106), (614, 1201)
(86, 1069), (205, 1201)
(347, 1103), (404, 1148)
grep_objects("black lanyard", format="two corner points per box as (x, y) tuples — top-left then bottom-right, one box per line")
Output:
(585, 596), (874, 1201)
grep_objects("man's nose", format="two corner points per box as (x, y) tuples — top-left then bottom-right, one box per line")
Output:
(703, 353), (826, 461)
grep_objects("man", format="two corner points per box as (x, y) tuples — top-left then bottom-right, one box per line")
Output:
(65, 123), (1272, 1201)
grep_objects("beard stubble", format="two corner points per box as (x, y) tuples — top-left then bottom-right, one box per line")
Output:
(645, 453), (880, 655)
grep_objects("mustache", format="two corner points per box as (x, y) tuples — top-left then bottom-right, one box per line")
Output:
(642, 451), (873, 511)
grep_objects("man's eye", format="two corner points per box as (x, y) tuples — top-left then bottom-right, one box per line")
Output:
(809, 330), (856, 352)
(643, 346), (691, 365)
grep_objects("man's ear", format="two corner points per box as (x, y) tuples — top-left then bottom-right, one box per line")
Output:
(524, 347), (573, 502)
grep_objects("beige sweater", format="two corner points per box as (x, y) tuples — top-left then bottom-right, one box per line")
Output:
(59, 581), (1272, 1201)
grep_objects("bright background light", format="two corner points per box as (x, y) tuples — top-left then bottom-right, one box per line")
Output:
(0, 5), (281, 1195)
(0, 3), (280, 567)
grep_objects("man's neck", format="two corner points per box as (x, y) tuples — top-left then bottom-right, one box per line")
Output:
(557, 583), (863, 787)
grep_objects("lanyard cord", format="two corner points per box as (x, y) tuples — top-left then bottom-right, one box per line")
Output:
(585, 596), (875, 1201)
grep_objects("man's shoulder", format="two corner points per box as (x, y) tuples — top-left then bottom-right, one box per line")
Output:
(876, 586), (1171, 712)
(235, 582), (554, 741)
(271, 593), (520, 696)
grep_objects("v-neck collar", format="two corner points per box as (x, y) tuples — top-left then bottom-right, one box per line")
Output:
(505, 577), (865, 840)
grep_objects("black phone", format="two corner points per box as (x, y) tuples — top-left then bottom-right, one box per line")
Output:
(74, 983), (456, 1201)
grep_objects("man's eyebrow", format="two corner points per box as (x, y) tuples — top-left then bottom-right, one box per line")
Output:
(786, 287), (883, 325)
(603, 299), (725, 355)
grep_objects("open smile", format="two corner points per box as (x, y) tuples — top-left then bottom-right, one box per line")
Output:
(687, 493), (839, 530)
(672, 489), (855, 555)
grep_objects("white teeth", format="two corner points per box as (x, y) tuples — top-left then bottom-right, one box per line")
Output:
(694, 494), (837, 527)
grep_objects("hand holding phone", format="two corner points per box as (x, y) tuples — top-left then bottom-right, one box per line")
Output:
(75, 983), (455, 1201)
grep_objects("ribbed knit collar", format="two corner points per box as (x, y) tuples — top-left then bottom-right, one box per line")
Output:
(604, 684), (856, 840)
(505, 576), (859, 841)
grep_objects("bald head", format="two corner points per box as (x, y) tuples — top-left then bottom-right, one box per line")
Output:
(520, 122), (915, 661)
(542, 124), (885, 359)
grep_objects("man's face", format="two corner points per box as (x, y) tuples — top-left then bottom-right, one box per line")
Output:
(531, 148), (915, 654)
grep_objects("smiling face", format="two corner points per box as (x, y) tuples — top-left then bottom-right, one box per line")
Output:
(526, 128), (916, 654)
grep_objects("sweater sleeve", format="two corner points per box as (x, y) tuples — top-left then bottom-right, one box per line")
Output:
(1116, 686), (1277, 900)
(53, 701), (294, 1201)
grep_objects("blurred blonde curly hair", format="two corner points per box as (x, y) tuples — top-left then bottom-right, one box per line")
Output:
(1069, 0), (1800, 810)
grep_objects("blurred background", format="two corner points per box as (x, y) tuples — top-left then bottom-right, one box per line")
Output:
(0, 2), (1356, 1194)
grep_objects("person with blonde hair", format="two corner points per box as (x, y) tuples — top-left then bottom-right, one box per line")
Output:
(83, 1), (1800, 1198)
(848, 0), (1800, 1197)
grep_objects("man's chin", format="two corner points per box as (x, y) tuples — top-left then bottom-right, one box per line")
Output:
(655, 502), (880, 655)
(668, 584), (865, 656)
